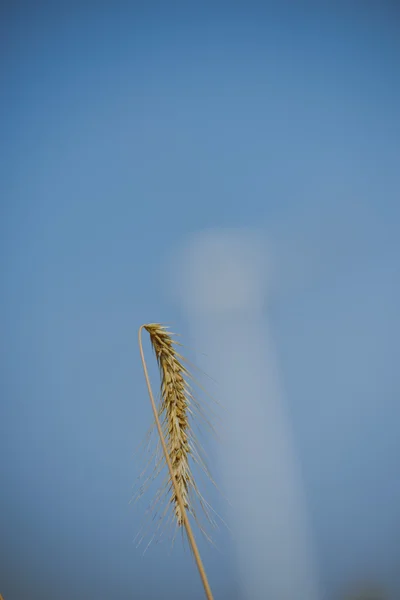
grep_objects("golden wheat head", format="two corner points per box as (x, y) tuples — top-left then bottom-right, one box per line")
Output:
(136, 323), (218, 547)
(144, 323), (195, 525)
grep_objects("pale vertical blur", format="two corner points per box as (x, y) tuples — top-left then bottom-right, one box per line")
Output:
(171, 229), (321, 600)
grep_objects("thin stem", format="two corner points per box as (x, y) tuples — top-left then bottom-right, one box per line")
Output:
(138, 325), (214, 600)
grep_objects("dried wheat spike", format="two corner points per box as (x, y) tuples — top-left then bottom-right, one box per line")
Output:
(144, 323), (202, 527)
(138, 324), (217, 599)
(144, 324), (191, 524)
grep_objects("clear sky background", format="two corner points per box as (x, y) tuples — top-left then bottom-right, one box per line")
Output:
(1, 3), (399, 599)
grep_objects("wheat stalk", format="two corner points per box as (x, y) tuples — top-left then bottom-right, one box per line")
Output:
(138, 323), (214, 600)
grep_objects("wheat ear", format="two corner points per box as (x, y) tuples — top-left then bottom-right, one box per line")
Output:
(138, 324), (214, 600)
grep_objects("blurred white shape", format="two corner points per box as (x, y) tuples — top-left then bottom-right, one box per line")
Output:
(171, 228), (320, 600)
(177, 229), (269, 314)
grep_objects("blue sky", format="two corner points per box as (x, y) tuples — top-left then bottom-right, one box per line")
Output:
(1, 3), (399, 599)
